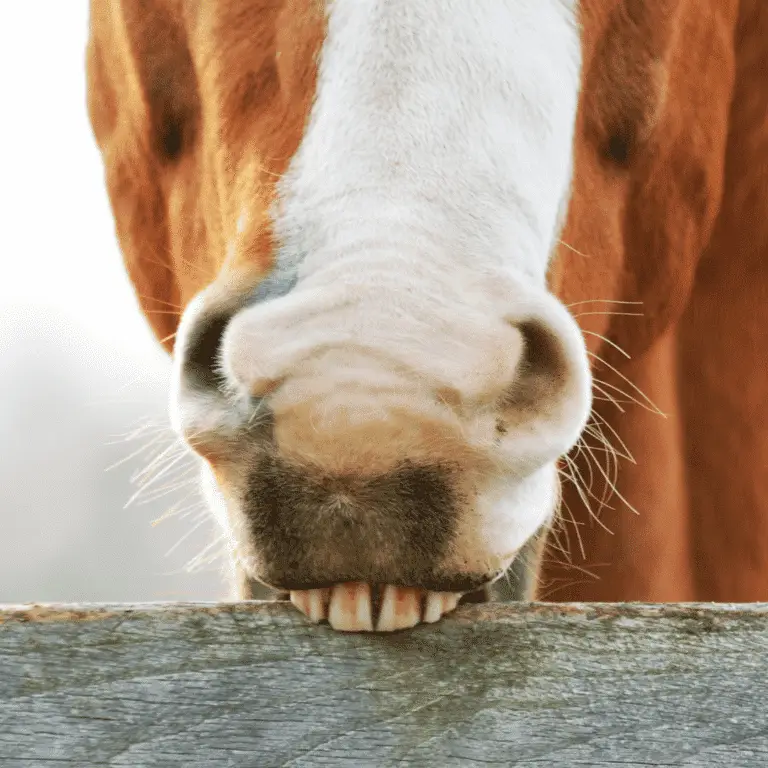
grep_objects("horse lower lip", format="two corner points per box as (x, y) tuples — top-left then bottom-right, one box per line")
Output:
(289, 582), (463, 632)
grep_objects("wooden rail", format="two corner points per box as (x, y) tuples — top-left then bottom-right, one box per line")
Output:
(1, 602), (767, 766)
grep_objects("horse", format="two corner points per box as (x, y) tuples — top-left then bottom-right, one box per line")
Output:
(86, 0), (768, 631)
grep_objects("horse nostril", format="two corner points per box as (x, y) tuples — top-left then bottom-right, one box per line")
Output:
(496, 302), (592, 471)
(506, 319), (570, 410)
(181, 310), (233, 391)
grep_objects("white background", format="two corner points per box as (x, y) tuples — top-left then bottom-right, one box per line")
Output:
(0, 3), (226, 601)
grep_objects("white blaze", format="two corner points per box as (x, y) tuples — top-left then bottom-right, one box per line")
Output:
(274, 0), (581, 287)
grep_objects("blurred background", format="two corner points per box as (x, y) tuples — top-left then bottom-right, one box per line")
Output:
(0, 3), (226, 602)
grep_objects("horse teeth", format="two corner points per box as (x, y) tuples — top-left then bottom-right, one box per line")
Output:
(289, 587), (330, 623)
(289, 583), (464, 632)
(327, 582), (374, 632)
(423, 591), (461, 624)
(376, 585), (422, 632)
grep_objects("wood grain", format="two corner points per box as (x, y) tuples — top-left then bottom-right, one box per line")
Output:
(1, 602), (767, 766)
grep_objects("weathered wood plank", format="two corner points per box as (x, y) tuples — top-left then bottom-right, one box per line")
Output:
(1, 602), (766, 767)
